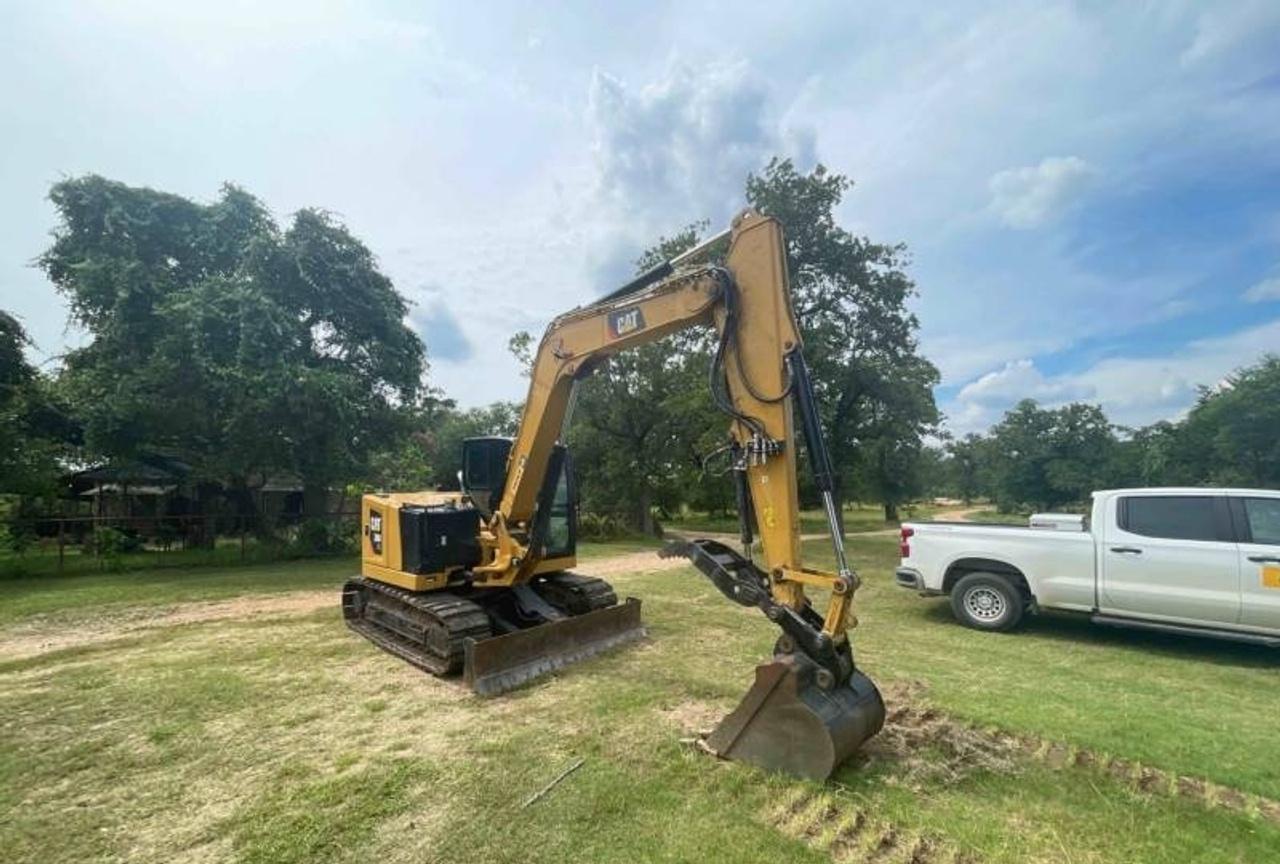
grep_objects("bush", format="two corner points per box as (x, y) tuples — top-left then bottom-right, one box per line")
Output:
(91, 526), (143, 571)
(578, 512), (628, 541)
(293, 518), (357, 556)
(0, 521), (35, 556)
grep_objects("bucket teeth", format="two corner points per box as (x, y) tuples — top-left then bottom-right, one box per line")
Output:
(463, 598), (646, 696)
(705, 654), (885, 781)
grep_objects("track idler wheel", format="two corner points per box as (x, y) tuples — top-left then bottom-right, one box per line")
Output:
(705, 652), (885, 781)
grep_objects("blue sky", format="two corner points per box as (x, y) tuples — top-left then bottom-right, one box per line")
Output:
(2, 1), (1279, 433)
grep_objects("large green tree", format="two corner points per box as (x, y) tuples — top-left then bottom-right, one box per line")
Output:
(745, 159), (939, 520)
(984, 400), (1117, 510)
(559, 225), (731, 533)
(40, 176), (425, 515)
(549, 161), (940, 530)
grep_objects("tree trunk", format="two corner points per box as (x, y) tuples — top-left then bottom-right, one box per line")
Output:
(883, 501), (899, 523)
(302, 480), (329, 518)
(228, 479), (266, 538)
(635, 488), (656, 537)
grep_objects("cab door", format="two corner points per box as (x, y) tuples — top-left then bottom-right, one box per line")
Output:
(1232, 496), (1280, 631)
(1100, 494), (1240, 625)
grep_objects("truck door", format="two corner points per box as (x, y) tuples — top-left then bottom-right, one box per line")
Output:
(1100, 494), (1240, 625)
(1232, 496), (1280, 630)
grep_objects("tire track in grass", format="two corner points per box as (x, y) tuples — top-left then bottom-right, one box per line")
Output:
(763, 787), (970, 863)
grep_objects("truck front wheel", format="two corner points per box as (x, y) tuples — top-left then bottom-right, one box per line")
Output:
(950, 572), (1024, 632)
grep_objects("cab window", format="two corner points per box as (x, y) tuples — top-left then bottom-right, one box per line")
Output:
(544, 470), (572, 557)
(1120, 496), (1219, 541)
(1243, 498), (1280, 545)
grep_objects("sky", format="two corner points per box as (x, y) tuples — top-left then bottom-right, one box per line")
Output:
(2, 1), (1279, 435)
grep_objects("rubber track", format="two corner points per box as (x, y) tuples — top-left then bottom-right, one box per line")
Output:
(343, 578), (491, 676)
(535, 572), (618, 614)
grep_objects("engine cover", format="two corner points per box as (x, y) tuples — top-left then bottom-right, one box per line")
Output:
(398, 504), (482, 574)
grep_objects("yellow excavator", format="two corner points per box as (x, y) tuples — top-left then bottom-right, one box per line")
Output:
(343, 211), (885, 780)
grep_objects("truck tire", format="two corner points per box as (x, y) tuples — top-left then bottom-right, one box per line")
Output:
(950, 572), (1024, 632)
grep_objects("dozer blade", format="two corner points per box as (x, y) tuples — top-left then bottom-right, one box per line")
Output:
(705, 654), (885, 781)
(464, 598), (646, 696)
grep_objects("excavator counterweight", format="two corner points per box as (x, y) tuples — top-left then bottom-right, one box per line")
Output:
(343, 211), (884, 779)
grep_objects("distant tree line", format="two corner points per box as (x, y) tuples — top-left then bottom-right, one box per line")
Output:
(925, 356), (1280, 512)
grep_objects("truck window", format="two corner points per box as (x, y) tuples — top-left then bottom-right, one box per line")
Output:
(1120, 496), (1219, 541)
(1243, 498), (1280, 545)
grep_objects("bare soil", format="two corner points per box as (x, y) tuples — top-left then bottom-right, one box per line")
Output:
(0, 549), (684, 663)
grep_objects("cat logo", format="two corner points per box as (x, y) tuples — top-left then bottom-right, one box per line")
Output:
(368, 510), (383, 555)
(608, 306), (645, 339)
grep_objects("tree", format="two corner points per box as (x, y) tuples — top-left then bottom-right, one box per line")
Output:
(984, 400), (1117, 511)
(424, 401), (522, 490)
(1181, 355), (1280, 487)
(560, 224), (730, 533)
(40, 176), (425, 517)
(563, 162), (940, 529)
(945, 434), (993, 503)
(0, 312), (79, 497)
(745, 159), (939, 520)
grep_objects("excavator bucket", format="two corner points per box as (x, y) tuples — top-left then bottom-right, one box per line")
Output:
(705, 654), (885, 781)
(463, 598), (646, 696)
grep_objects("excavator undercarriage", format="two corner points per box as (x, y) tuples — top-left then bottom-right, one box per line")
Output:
(342, 211), (885, 779)
(342, 571), (643, 693)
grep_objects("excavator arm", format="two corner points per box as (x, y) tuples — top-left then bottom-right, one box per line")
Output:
(470, 211), (884, 778)
(479, 213), (854, 627)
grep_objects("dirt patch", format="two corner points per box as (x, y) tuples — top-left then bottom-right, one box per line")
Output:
(576, 549), (688, 579)
(868, 681), (1280, 827)
(930, 507), (986, 523)
(0, 548), (690, 663)
(0, 590), (336, 662)
(658, 699), (727, 736)
(856, 681), (1022, 790)
(764, 787), (972, 864)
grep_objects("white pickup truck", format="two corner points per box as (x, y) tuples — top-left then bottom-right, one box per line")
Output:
(895, 488), (1280, 646)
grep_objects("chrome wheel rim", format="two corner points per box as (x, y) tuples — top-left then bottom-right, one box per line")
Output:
(963, 586), (1006, 622)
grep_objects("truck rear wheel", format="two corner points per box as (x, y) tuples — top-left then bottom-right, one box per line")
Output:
(950, 572), (1024, 632)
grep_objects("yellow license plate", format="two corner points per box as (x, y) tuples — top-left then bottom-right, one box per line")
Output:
(1263, 566), (1280, 589)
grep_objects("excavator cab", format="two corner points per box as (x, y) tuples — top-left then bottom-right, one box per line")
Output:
(463, 437), (576, 562)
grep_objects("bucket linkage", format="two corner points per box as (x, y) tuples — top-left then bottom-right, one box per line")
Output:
(661, 539), (885, 780)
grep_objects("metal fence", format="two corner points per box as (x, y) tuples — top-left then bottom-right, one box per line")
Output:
(0, 511), (361, 576)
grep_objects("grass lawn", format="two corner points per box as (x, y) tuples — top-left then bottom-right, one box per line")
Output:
(2, 536), (1277, 863)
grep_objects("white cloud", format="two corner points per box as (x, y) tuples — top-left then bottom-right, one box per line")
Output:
(583, 61), (814, 285)
(957, 359), (1092, 405)
(946, 317), (1280, 433)
(1182, 1), (1280, 66)
(1244, 276), (1280, 303)
(587, 62), (781, 222)
(987, 156), (1095, 230)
